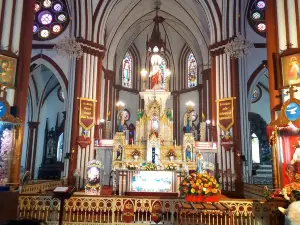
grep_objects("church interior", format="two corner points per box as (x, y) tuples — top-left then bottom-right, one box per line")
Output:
(0, 0), (300, 224)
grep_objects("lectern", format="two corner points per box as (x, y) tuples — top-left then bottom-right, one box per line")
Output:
(53, 186), (74, 225)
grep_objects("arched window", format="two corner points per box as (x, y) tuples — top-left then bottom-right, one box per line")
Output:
(33, 0), (70, 40)
(247, 0), (266, 37)
(251, 133), (260, 163)
(187, 53), (198, 88)
(122, 52), (133, 88)
(150, 54), (167, 89)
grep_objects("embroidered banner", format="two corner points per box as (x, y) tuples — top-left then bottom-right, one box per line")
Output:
(79, 98), (96, 130)
(217, 97), (235, 132)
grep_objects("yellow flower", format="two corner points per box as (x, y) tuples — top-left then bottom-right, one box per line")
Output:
(204, 184), (209, 188)
(212, 189), (218, 194)
(191, 188), (196, 193)
(196, 182), (200, 186)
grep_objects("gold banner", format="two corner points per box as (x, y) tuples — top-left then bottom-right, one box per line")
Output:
(79, 97), (97, 130)
(216, 97), (235, 132)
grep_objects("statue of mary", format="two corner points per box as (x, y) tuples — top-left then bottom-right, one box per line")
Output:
(196, 153), (204, 174)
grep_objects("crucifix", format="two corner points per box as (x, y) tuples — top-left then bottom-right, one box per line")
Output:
(286, 86), (298, 99)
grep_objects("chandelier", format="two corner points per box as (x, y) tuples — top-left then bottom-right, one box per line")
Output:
(53, 36), (83, 59)
(224, 34), (254, 58)
(146, 6), (166, 54)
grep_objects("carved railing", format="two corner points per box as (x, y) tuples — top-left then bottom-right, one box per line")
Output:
(20, 180), (63, 194)
(18, 195), (286, 225)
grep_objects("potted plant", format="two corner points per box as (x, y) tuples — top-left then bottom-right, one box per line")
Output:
(132, 149), (141, 161)
(167, 149), (176, 161)
(179, 172), (221, 202)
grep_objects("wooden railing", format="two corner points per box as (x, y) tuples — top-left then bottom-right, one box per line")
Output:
(18, 195), (286, 225)
(20, 180), (63, 194)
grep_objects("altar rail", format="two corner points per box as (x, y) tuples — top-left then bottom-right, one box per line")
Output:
(18, 195), (286, 225)
(20, 180), (63, 194)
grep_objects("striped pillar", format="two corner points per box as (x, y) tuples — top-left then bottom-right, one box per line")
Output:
(0, 0), (37, 184)
(68, 40), (105, 186)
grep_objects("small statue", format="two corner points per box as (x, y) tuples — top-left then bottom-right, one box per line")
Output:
(137, 109), (144, 120)
(196, 153), (204, 174)
(116, 145), (123, 160)
(184, 112), (193, 133)
(185, 145), (192, 162)
(117, 111), (125, 132)
(167, 108), (173, 121)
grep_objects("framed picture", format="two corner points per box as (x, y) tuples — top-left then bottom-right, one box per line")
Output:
(274, 48), (300, 89)
(0, 53), (17, 88)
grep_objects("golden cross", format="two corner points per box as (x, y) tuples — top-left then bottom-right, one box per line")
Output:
(286, 86), (298, 99)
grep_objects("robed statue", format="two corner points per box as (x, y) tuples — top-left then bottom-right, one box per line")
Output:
(117, 111), (125, 132)
(149, 65), (163, 89)
(137, 109), (144, 121)
(184, 112), (193, 133)
(185, 144), (192, 162)
(116, 145), (123, 161)
(167, 108), (173, 121)
(196, 153), (204, 174)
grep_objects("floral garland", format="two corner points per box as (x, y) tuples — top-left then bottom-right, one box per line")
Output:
(144, 162), (157, 171)
(167, 149), (176, 158)
(179, 172), (221, 196)
(132, 149), (141, 158)
(166, 163), (177, 170)
(126, 162), (138, 170)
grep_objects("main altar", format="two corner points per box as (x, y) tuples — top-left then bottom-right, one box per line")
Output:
(111, 54), (200, 196)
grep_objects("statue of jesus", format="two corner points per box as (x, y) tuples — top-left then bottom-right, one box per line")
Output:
(149, 65), (163, 89)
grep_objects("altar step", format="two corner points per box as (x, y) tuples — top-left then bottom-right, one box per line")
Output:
(125, 191), (178, 198)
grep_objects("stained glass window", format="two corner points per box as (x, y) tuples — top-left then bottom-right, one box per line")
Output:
(187, 53), (197, 88)
(251, 133), (260, 164)
(150, 54), (167, 89)
(251, 85), (262, 103)
(122, 52), (132, 88)
(248, 0), (266, 37)
(33, 0), (70, 41)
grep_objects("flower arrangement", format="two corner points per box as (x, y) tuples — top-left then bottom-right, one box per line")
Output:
(126, 162), (138, 170)
(179, 172), (221, 202)
(132, 149), (141, 158)
(167, 149), (176, 158)
(166, 163), (177, 170)
(144, 162), (157, 171)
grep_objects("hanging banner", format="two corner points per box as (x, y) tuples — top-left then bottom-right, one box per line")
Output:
(216, 97), (235, 132)
(79, 98), (96, 130)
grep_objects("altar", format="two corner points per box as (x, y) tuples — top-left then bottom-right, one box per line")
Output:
(111, 55), (212, 196)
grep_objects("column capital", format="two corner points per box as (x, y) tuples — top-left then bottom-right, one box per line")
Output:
(27, 121), (40, 129)
(76, 38), (106, 58)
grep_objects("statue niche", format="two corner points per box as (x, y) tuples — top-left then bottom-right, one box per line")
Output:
(38, 112), (65, 180)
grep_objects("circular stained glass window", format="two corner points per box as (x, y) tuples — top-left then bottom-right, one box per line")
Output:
(33, 0), (69, 41)
(33, 25), (38, 33)
(43, 0), (52, 8)
(252, 12), (261, 20)
(257, 1), (266, 9)
(35, 3), (41, 12)
(40, 28), (50, 38)
(248, 0), (266, 37)
(251, 85), (262, 103)
(38, 11), (53, 25)
(257, 23), (266, 31)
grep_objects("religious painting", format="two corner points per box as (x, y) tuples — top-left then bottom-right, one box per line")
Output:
(122, 52), (132, 88)
(251, 85), (262, 103)
(281, 53), (300, 87)
(187, 53), (197, 88)
(0, 54), (17, 88)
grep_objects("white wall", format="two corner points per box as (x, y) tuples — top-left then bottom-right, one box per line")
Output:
(118, 90), (139, 127)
